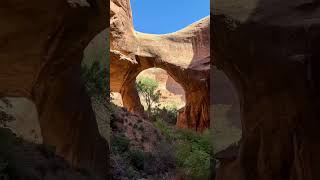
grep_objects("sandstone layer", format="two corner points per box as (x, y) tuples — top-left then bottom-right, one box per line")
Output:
(212, 0), (320, 179)
(0, 0), (109, 178)
(110, 0), (210, 131)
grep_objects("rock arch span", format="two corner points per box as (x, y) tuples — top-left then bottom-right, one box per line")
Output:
(110, 0), (210, 131)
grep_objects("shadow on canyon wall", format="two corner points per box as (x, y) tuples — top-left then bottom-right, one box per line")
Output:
(0, 0), (109, 179)
(212, 0), (320, 179)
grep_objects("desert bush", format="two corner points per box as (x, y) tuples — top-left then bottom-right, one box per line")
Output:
(81, 59), (108, 98)
(138, 125), (144, 132)
(175, 129), (213, 179)
(127, 148), (145, 170)
(154, 120), (175, 141)
(153, 120), (213, 179)
(181, 148), (211, 179)
(126, 166), (140, 179)
(144, 142), (176, 175)
(0, 98), (15, 127)
(81, 61), (107, 97)
(111, 135), (130, 154)
(111, 134), (145, 179)
(150, 105), (178, 125)
(81, 58), (114, 143)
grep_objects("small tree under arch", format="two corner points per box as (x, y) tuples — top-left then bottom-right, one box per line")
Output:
(136, 77), (161, 117)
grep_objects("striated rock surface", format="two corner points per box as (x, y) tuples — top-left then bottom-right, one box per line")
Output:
(0, 0), (109, 178)
(110, 0), (210, 131)
(212, 0), (320, 179)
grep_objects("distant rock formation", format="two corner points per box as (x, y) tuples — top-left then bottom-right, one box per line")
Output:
(137, 68), (185, 109)
(110, 0), (210, 131)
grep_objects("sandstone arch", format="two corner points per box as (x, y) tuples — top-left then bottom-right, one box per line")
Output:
(212, 0), (320, 179)
(0, 0), (109, 178)
(110, 0), (210, 131)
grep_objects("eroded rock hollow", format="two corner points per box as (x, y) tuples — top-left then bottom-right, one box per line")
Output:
(212, 0), (320, 179)
(110, 0), (210, 131)
(0, 0), (109, 178)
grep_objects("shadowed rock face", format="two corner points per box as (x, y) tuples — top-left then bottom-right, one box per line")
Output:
(0, 0), (109, 178)
(110, 0), (210, 131)
(212, 0), (320, 179)
(212, 66), (238, 105)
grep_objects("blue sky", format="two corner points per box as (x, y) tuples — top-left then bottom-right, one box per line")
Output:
(131, 0), (210, 34)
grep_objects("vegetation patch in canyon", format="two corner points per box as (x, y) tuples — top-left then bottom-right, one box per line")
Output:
(155, 120), (213, 179)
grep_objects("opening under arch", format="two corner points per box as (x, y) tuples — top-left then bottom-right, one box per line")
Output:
(0, 97), (41, 143)
(212, 67), (242, 153)
(136, 68), (186, 111)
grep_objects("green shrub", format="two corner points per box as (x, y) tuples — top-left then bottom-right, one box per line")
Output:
(154, 120), (175, 141)
(196, 130), (213, 154)
(128, 148), (145, 170)
(150, 106), (178, 125)
(182, 148), (211, 178)
(154, 120), (213, 178)
(111, 135), (130, 153)
(0, 98), (15, 127)
(144, 142), (176, 175)
(174, 129), (213, 179)
(138, 125), (144, 132)
(126, 166), (140, 179)
(81, 61), (107, 97)
(175, 142), (192, 166)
